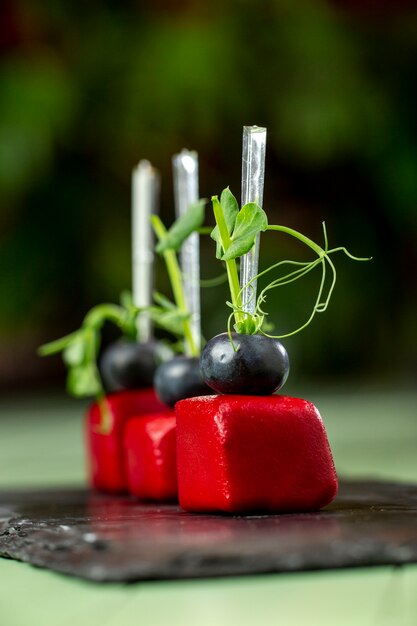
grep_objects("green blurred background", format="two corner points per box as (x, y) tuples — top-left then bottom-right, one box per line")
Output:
(1, 0), (416, 394)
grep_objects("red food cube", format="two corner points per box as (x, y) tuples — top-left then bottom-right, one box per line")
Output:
(86, 388), (165, 493)
(124, 411), (177, 501)
(175, 395), (338, 514)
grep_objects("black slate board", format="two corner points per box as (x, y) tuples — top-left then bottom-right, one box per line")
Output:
(0, 480), (417, 583)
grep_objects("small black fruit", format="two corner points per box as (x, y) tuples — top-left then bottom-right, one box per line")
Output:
(201, 332), (289, 395)
(154, 356), (213, 408)
(100, 339), (171, 392)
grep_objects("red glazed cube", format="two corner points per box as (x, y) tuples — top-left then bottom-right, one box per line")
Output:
(175, 395), (338, 514)
(86, 388), (165, 493)
(124, 411), (177, 501)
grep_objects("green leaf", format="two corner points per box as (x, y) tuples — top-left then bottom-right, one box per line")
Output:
(220, 187), (239, 232)
(211, 188), (239, 258)
(234, 313), (265, 335)
(222, 202), (268, 260)
(38, 294), (146, 398)
(37, 331), (79, 356)
(153, 291), (176, 310)
(156, 199), (206, 253)
(148, 307), (190, 336)
(232, 202), (268, 241)
(120, 290), (134, 310)
(66, 364), (102, 398)
(62, 334), (86, 367)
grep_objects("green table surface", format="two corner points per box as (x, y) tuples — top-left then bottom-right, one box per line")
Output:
(1, 388), (416, 626)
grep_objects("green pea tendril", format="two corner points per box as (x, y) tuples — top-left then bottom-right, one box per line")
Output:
(209, 190), (371, 350)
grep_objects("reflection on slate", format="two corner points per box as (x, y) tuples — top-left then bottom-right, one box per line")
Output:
(0, 481), (417, 582)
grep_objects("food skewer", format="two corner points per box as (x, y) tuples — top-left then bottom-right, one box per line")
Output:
(239, 125), (267, 315)
(172, 149), (201, 354)
(132, 159), (160, 343)
(178, 126), (340, 515)
(125, 151), (202, 500)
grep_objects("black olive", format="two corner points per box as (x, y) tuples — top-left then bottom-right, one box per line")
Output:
(201, 332), (289, 395)
(99, 339), (172, 392)
(154, 356), (213, 408)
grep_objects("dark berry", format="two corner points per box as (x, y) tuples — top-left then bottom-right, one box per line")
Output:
(200, 332), (289, 395)
(154, 356), (213, 408)
(99, 339), (172, 393)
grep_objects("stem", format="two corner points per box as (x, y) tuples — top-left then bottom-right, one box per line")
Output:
(267, 225), (325, 257)
(255, 261), (322, 315)
(94, 395), (113, 435)
(212, 197), (244, 325)
(84, 303), (126, 329)
(152, 216), (198, 357)
(260, 257), (329, 340)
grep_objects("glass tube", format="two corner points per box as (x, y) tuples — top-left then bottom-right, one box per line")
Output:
(172, 149), (201, 354)
(132, 160), (159, 343)
(240, 126), (267, 315)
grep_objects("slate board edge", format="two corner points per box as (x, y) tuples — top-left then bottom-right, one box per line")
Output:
(1, 544), (417, 584)
(1, 479), (417, 584)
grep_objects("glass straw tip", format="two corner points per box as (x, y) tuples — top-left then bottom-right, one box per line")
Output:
(174, 149), (198, 174)
(243, 125), (267, 134)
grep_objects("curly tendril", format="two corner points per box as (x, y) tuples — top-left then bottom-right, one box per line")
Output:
(228, 222), (370, 341)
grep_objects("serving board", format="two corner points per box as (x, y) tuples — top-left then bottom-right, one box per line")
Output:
(0, 480), (416, 583)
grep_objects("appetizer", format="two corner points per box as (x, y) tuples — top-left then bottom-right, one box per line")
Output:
(175, 127), (368, 514)
(39, 162), (168, 493)
(124, 151), (211, 500)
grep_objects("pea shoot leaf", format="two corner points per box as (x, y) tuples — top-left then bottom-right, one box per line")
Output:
(67, 363), (102, 398)
(148, 306), (190, 337)
(120, 291), (142, 338)
(234, 316), (259, 335)
(211, 188), (239, 259)
(38, 293), (145, 399)
(120, 290), (134, 310)
(153, 291), (176, 310)
(150, 293), (188, 336)
(156, 199), (206, 253)
(62, 333), (86, 367)
(37, 331), (79, 356)
(222, 202), (268, 260)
